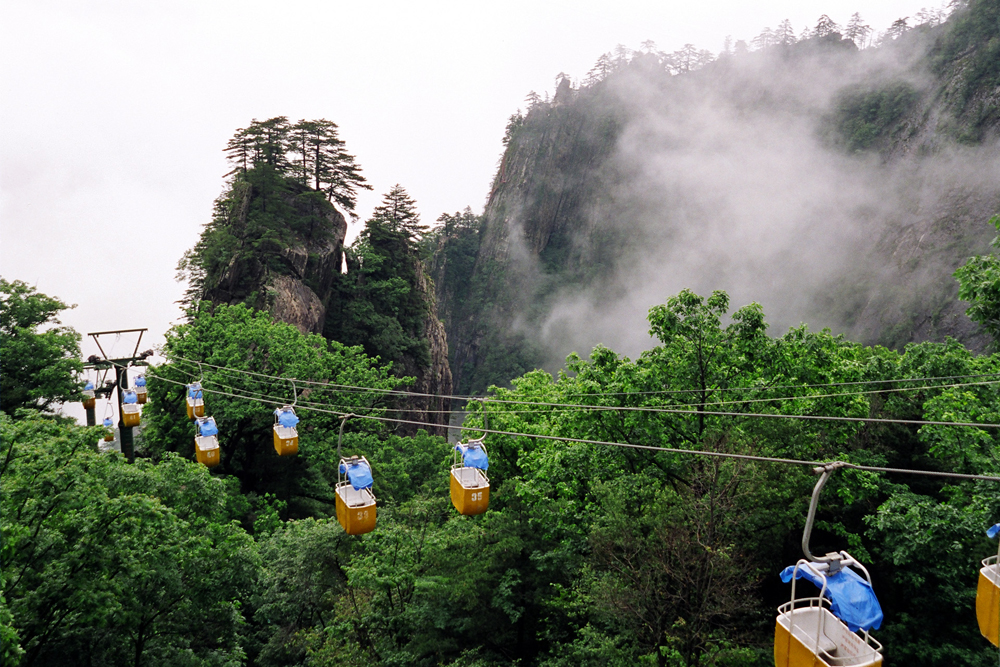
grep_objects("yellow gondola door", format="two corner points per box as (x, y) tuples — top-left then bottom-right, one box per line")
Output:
(977, 523), (1000, 647)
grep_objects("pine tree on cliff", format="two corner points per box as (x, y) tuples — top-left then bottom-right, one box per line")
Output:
(370, 184), (428, 241)
(221, 117), (369, 218)
(328, 185), (431, 369)
(178, 117), (366, 307)
(289, 119), (371, 217)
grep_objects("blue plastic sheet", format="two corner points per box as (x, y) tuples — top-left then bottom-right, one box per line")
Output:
(85, 381), (95, 391)
(123, 391), (137, 404)
(339, 460), (374, 490)
(275, 408), (299, 428)
(198, 417), (218, 437)
(134, 375), (146, 388)
(780, 564), (883, 632)
(187, 383), (203, 399)
(455, 442), (489, 470)
(103, 417), (113, 428)
(988, 523), (1000, 539)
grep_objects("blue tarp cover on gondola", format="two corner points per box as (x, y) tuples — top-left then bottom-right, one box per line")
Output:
(124, 391), (137, 404)
(988, 523), (1000, 539)
(103, 417), (113, 427)
(134, 376), (146, 387)
(455, 442), (489, 470)
(339, 460), (374, 490)
(275, 408), (299, 428)
(187, 383), (203, 399)
(781, 564), (883, 632)
(198, 418), (218, 437)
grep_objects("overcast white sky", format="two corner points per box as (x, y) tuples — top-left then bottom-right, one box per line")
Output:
(2, 0), (944, 373)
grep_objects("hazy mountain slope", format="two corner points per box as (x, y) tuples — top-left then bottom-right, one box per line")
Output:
(434, 0), (1000, 393)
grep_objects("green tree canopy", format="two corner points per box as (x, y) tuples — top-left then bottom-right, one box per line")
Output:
(1, 413), (257, 665)
(326, 185), (431, 369)
(956, 215), (1000, 344)
(0, 278), (82, 416)
(143, 302), (403, 514)
(224, 117), (370, 217)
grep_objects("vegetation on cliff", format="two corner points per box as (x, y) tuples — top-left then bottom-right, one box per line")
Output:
(178, 125), (452, 432)
(177, 117), (365, 312)
(327, 185), (431, 369)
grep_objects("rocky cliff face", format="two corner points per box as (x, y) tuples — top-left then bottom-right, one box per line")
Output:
(399, 264), (453, 437)
(436, 3), (1000, 393)
(199, 174), (455, 425)
(203, 179), (347, 336)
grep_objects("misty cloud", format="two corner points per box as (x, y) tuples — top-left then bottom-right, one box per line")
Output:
(516, 36), (1000, 366)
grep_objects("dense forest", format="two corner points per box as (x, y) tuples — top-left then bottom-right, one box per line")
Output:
(5, 1), (1000, 666)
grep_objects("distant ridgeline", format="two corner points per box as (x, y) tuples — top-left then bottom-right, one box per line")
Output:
(178, 117), (452, 434)
(428, 0), (1000, 395)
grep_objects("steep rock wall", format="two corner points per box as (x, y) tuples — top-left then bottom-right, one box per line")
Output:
(203, 178), (347, 335)
(400, 265), (453, 436)
(436, 8), (1000, 393)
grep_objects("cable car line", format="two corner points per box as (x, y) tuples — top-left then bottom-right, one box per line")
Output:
(163, 363), (1000, 428)
(128, 360), (1000, 436)
(143, 367), (1000, 483)
(167, 353), (1000, 402)
(164, 355), (1000, 418)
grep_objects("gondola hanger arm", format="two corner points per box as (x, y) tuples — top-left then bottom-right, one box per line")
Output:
(337, 413), (355, 460)
(802, 461), (848, 564)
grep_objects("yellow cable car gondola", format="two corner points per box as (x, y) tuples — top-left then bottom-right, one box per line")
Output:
(775, 463), (884, 667)
(976, 522), (1000, 647)
(102, 416), (115, 442)
(194, 416), (221, 467)
(273, 381), (300, 456)
(334, 415), (376, 535)
(122, 390), (141, 427)
(186, 382), (205, 420)
(134, 374), (147, 404)
(98, 416), (117, 453)
(82, 380), (96, 410)
(450, 438), (490, 516)
(273, 406), (299, 456)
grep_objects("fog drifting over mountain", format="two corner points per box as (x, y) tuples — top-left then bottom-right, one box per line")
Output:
(523, 33), (1000, 364)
